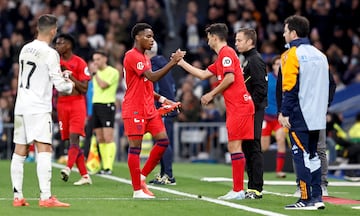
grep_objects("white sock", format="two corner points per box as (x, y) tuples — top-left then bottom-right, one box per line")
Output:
(141, 174), (146, 181)
(37, 152), (52, 200)
(11, 153), (26, 199)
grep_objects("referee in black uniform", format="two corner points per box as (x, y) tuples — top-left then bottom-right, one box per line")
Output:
(235, 28), (267, 199)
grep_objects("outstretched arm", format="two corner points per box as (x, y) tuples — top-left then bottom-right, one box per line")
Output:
(144, 49), (185, 82)
(177, 59), (213, 80)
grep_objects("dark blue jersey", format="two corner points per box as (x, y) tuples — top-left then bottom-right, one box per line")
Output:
(151, 55), (177, 117)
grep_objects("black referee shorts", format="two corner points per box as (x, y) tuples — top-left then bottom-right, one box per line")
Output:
(92, 103), (116, 128)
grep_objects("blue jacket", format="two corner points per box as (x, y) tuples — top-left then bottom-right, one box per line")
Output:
(280, 38), (329, 131)
(151, 55), (177, 117)
(265, 72), (278, 116)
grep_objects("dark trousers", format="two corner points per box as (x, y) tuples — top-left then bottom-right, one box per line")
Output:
(84, 116), (94, 158)
(160, 117), (174, 177)
(291, 130), (322, 199)
(243, 107), (264, 192)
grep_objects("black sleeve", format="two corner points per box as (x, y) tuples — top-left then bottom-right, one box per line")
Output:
(247, 56), (267, 106)
(276, 69), (283, 114)
(328, 71), (336, 107)
(334, 136), (352, 148)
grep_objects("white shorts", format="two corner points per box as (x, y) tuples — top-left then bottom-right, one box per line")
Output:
(13, 113), (53, 145)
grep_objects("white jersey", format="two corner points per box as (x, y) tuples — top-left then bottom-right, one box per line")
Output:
(14, 39), (73, 115)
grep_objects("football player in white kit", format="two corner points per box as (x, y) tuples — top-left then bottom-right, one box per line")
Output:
(11, 14), (74, 207)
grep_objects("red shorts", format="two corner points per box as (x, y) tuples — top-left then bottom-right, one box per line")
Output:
(57, 95), (86, 140)
(123, 114), (165, 140)
(226, 114), (254, 141)
(261, 116), (282, 136)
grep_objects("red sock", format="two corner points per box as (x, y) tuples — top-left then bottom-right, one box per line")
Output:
(141, 139), (169, 177)
(128, 147), (141, 191)
(29, 143), (35, 151)
(276, 152), (286, 173)
(76, 150), (88, 176)
(231, 152), (245, 192)
(67, 144), (80, 169)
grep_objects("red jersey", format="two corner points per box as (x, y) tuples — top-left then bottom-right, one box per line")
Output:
(207, 46), (254, 116)
(57, 54), (90, 139)
(59, 54), (91, 100)
(122, 47), (157, 119)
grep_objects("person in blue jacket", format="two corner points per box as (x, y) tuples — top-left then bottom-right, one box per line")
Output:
(146, 41), (177, 185)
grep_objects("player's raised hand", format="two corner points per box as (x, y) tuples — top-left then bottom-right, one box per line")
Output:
(170, 49), (186, 63)
(177, 58), (186, 66)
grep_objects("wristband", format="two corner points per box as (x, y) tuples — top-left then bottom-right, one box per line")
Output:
(159, 96), (166, 103)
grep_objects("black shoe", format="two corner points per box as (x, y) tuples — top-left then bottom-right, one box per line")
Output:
(245, 189), (262, 199)
(149, 173), (162, 184)
(99, 169), (112, 175)
(157, 174), (176, 185)
(60, 167), (71, 182)
(285, 199), (317, 210)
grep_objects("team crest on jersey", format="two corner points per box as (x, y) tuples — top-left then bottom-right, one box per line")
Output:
(217, 75), (222, 81)
(137, 125), (143, 131)
(137, 62), (144, 70)
(244, 94), (250, 101)
(222, 57), (232, 67)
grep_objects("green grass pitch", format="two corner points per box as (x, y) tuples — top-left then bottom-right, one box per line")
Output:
(0, 161), (359, 216)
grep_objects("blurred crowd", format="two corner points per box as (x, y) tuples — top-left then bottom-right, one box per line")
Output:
(1, 0), (360, 159)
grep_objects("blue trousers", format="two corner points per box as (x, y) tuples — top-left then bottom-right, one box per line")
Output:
(290, 130), (322, 200)
(160, 117), (174, 177)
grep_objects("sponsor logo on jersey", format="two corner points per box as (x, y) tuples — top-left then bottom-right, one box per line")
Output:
(133, 118), (144, 123)
(137, 62), (144, 70)
(244, 94), (250, 101)
(292, 144), (299, 154)
(84, 67), (90, 76)
(222, 57), (232, 67)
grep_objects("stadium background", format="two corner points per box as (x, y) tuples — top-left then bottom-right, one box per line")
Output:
(0, 0), (359, 163)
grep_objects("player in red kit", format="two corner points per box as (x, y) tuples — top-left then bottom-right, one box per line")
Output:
(177, 23), (255, 200)
(55, 33), (92, 185)
(122, 23), (185, 198)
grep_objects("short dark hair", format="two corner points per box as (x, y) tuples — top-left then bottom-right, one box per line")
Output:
(56, 33), (75, 48)
(236, 28), (257, 46)
(37, 14), (57, 33)
(92, 49), (108, 58)
(271, 55), (281, 65)
(205, 23), (228, 41)
(284, 15), (310, 38)
(131, 23), (152, 40)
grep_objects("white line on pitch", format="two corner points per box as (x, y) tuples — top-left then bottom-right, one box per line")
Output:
(52, 163), (287, 216)
(0, 197), (196, 201)
(200, 177), (360, 186)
